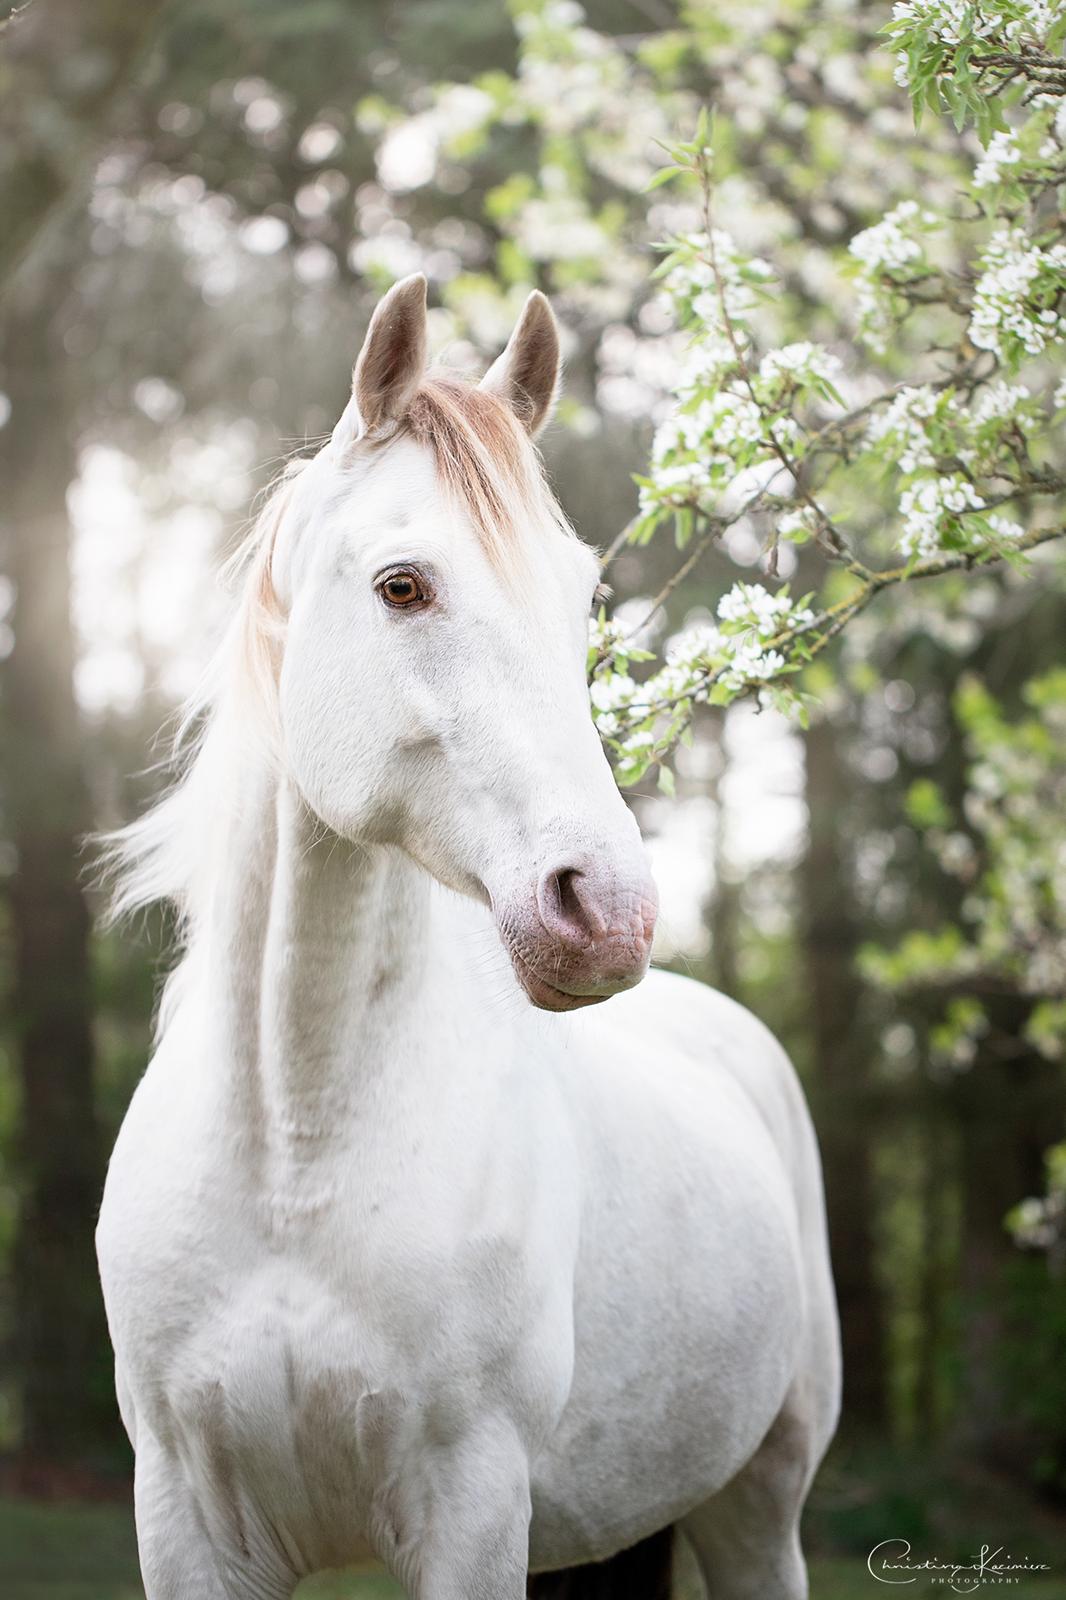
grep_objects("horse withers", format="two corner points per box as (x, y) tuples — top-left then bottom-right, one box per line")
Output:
(97, 274), (840, 1600)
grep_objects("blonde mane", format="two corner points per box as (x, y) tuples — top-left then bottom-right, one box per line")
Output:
(102, 372), (575, 969)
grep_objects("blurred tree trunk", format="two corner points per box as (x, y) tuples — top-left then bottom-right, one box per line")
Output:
(0, 0), (170, 287)
(915, 1091), (954, 1442)
(708, 863), (741, 1000)
(0, 0), (171, 1479)
(801, 716), (887, 1431)
(955, 1025), (1066, 1471)
(706, 710), (740, 998)
(0, 283), (112, 1472)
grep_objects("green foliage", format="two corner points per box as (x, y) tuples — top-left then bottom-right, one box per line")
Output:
(859, 925), (969, 991)
(885, 1), (1066, 140)
(1008, 1140), (1066, 1248)
(866, 668), (1066, 1010)
(994, 1254), (1066, 1492)
(905, 778), (952, 831)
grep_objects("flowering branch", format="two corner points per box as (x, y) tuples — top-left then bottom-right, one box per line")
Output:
(588, 58), (1066, 787)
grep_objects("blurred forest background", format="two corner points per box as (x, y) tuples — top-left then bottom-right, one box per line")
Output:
(1, 0), (1065, 1595)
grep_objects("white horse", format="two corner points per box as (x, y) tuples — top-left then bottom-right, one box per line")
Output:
(97, 275), (840, 1600)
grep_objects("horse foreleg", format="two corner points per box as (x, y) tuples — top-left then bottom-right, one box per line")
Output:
(134, 1432), (297, 1600)
(374, 1419), (532, 1600)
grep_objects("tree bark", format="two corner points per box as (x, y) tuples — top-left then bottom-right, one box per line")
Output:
(800, 715), (888, 1431)
(1, 284), (113, 1472)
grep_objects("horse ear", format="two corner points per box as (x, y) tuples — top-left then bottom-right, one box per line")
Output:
(343, 273), (428, 442)
(480, 290), (560, 437)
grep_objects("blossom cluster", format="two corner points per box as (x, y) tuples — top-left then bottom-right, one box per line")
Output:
(888, 0), (1065, 111)
(639, 390), (764, 519)
(635, 220), (843, 543)
(969, 227), (1066, 364)
(757, 342), (841, 393)
(848, 200), (941, 352)
(867, 381), (1040, 560)
(661, 228), (774, 333)
(593, 82), (1063, 763)
(890, 0), (1060, 51)
(898, 475), (1023, 560)
(973, 128), (1022, 189)
(588, 581), (819, 780)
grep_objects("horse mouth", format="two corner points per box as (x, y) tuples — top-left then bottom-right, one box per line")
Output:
(509, 952), (608, 1013)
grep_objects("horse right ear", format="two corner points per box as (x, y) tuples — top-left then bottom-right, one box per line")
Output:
(480, 290), (560, 437)
(333, 274), (428, 446)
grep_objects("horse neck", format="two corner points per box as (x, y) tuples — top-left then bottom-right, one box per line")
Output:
(230, 778), (432, 1172)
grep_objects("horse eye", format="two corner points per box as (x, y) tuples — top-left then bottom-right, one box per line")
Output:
(379, 571), (426, 609)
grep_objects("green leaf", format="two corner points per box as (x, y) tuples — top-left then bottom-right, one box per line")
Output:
(674, 506), (695, 548)
(644, 164), (687, 191)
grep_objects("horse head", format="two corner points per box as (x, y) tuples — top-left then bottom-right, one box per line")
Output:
(267, 275), (657, 1011)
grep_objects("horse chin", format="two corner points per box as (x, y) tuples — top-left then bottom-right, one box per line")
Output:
(500, 930), (652, 1012)
(517, 966), (609, 1013)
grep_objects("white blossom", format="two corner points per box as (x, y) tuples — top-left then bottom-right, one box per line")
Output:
(969, 228), (1066, 360)
(588, 612), (627, 654)
(717, 581), (814, 638)
(849, 200), (940, 348)
(891, 0), (1058, 50)
(720, 640), (788, 689)
(868, 386), (946, 472)
(973, 129), (1021, 189)
(850, 199), (933, 272)
(759, 342), (841, 384)
(665, 621), (724, 666)
(899, 475), (978, 557)
(665, 230), (773, 326)
(898, 474), (1024, 559)
(589, 672), (637, 712)
(619, 728), (655, 754)
(972, 380), (1033, 427)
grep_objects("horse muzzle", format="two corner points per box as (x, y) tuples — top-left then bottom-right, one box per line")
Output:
(496, 853), (658, 1013)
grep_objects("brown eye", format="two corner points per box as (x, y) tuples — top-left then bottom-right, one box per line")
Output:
(379, 570), (426, 609)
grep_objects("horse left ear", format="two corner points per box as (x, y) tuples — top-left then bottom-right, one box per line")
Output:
(480, 290), (561, 437)
(334, 274), (428, 446)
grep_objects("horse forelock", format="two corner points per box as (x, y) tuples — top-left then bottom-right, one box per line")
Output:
(397, 373), (572, 569)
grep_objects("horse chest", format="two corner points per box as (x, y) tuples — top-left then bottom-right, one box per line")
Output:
(130, 1224), (563, 1580)
(143, 1266), (372, 1572)
(103, 1081), (576, 1573)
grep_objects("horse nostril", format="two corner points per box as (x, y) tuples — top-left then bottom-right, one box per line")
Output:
(538, 862), (608, 947)
(555, 867), (584, 927)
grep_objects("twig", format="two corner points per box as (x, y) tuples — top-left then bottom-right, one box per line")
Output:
(615, 523), (1066, 722)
